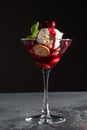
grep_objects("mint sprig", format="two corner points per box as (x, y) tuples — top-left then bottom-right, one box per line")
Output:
(27, 22), (39, 39)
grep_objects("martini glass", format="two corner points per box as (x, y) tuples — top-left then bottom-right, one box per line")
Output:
(21, 38), (72, 124)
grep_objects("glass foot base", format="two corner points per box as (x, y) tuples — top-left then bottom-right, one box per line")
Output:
(25, 115), (66, 124)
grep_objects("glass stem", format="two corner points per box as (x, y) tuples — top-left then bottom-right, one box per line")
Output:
(41, 68), (51, 117)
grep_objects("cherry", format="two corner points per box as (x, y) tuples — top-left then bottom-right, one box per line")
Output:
(41, 21), (56, 28)
(41, 21), (49, 28)
(49, 21), (56, 28)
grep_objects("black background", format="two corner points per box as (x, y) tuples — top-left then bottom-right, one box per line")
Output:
(0, 1), (86, 93)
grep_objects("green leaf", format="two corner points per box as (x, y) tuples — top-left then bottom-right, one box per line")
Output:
(31, 22), (39, 34)
(26, 21), (39, 39)
(27, 35), (35, 39)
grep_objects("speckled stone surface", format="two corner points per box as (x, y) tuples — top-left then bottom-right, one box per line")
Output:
(0, 92), (87, 130)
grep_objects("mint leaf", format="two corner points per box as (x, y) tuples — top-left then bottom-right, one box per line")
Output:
(27, 21), (39, 39)
(27, 35), (35, 39)
(31, 22), (39, 34)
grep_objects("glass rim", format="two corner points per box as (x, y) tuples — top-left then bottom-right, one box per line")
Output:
(21, 38), (73, 42)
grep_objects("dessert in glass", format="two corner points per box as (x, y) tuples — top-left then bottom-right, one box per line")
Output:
(21, 21), (72, 124)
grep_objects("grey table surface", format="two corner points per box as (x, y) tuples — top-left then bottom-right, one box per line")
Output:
(0, 92), (87, 130)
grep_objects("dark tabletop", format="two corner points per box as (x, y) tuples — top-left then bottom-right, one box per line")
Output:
(0, 92), (87, 130)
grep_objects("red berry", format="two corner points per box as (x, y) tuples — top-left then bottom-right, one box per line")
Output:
(41, 21), (49, 28)
(50, 21), (56, 28)
(41, 21), (56, 28)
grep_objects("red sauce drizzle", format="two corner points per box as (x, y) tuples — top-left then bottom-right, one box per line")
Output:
(48, 28), (56, 49)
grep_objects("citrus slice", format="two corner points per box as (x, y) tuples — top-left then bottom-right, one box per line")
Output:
(33, 44), (50, 57)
